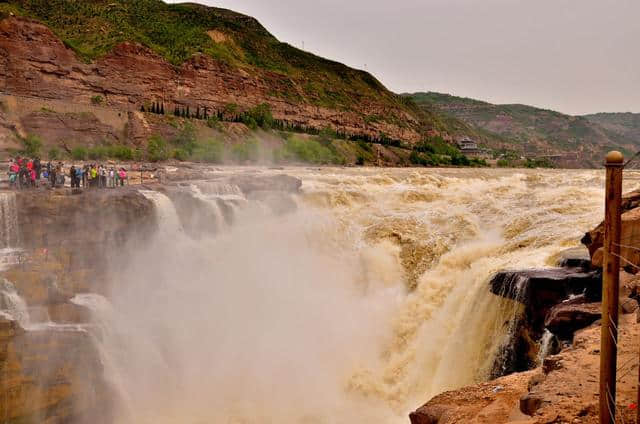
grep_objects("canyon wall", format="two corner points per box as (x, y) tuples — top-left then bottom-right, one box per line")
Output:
(0, 17), (421, 151)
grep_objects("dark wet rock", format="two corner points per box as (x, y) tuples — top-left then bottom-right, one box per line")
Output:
(489, 268), (601, 378)
(491, 322), (539, 378)
(490, 268), (601, 330)
(491, 268), (601, 305)
(556, 247), (592, 270)
(544, 302), (601, 338)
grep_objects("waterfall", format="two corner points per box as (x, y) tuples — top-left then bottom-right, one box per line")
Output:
(537, 329), (555, 365)
(189, 181), (248, 227)
(71, 292), (174, 423)
(140, 190), (184, 236)
(0, 192), (20, 248)
(188, 184), (230, 230)
(93, 168), (605, 423)
(195, 181), (244, 198)
(71, 293), (115, 316)
(0, 192), (22, 271)
(0, 279), (29, 328)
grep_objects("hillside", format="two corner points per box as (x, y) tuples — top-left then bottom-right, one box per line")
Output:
(584, 112), (640, 146)
(409, 93), (518, 151)
(0, 0), (442, 160)
(409, 92), (639, 166)
(0, 0), (398, 110)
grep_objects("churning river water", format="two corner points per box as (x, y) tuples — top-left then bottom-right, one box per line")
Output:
(85, 167), (639, 424)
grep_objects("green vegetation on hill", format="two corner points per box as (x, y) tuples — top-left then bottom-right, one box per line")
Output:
(584, 113), (640, 146)
(1, 0), (405, 111)
(408, 92), (639, 165)
(407, 93), (516, 149)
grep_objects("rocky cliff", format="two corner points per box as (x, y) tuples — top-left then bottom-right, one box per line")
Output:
(0, 7), (422, 151)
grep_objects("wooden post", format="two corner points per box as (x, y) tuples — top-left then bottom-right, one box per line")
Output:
(600, 150), (623, 424)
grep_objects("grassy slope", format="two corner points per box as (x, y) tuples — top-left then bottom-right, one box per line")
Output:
(0, 0), (411, 115)
(409, 92), (637, 158)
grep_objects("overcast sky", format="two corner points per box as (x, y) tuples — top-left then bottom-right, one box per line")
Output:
(170, 0), (639, 115)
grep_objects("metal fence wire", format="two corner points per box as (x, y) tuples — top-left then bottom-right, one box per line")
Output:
(599, 151), (640, 424)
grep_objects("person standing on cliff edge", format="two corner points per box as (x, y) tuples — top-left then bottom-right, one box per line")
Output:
(34, 158), (41, 182)
(69, 165), (76, 188)
(50, 163), (57, 188)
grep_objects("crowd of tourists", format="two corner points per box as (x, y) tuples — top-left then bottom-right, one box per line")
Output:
(7, 157), (128, 189)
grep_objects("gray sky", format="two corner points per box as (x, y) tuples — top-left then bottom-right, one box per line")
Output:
(171, 0), (640, 115)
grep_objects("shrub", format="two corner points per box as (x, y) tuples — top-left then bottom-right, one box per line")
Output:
(91, 95), (104, 105)
(470, 158), (489, 167)
(248, 103), (274, 129)
(71, 146), (88, 160)
(172, 148), (189, 161)
(192, 138), (224, 163)
(497, 159), (510, 167)
(451, 154), (470, 166)
(241, 115), (258, 130)
(171, 122), (197, 154)
(409, 151), (437, 167)
(22, 135), (42, 157)
(48, 147), (61, 160)
(231, 138), (261, 162)
(108, 145), (134, 160)
(88, 146), (107, 160)
(224, 103), (239, 115)
(206, 116), (221, 130)
(357, 140), (372, 152)
(525, 158), (555, 169)
(147, 135), (170, 162)
(356, 155), (365, 166)
(276, 137), (337, 164)
(319, 127), (336, 145)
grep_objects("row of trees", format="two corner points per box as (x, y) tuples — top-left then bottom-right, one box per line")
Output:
(140, 101), (406, 148)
